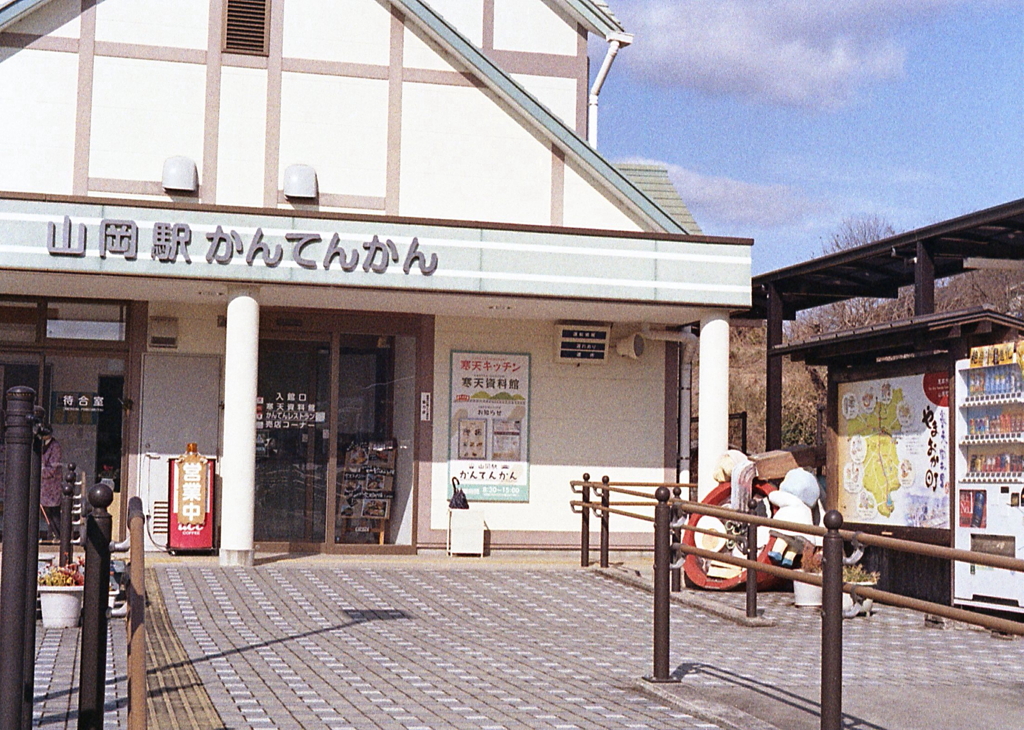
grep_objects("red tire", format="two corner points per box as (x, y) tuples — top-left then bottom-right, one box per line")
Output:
(681, 481), (783, 591)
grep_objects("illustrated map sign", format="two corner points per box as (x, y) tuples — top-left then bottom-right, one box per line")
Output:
(837, 372), (950, 528)
(448, 352), (530, 502)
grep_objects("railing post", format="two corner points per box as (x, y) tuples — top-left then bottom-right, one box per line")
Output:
(580, 473), (590, 568)
(645, 487), (678, 683)
(670, 486), (682, 592)
(79, 482), (114, 730)
(125, 497), (147, 730)
(22, 411), (45, 730)
(745, 497), (759, 618)
(0, 387), (36, 730)
(60, 463), (77, 567)
(821, 510), (844, 730)
(599, 476), (610, 568)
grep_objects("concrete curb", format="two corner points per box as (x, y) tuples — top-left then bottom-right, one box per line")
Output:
(592, 565), (778, 627)
(630, 679), (782, 730)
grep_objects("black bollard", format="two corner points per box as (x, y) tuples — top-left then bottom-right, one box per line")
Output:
(22, 413), (45, 730)
(670, 486), (682, 592)
(60, 464), (77, 567)
(745, 498), (759, 619)
(0, 387), (36, 730)
(79, 482), (114, 730)
(644, 486), (678, 683)
(820, 510), (844, 730)
(599, 476), (610, 568)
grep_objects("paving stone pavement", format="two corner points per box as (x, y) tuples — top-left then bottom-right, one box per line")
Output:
(155, 564), (723, 730)
(31, 617), (128, 729)
(28, 556), (1024, 730)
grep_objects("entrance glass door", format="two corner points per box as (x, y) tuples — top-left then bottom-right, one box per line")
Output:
(254, 340), (330, 543)
(334, 336), (395, 545)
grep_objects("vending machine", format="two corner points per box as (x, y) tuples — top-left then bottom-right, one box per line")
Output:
(954, 344), (1024, 613)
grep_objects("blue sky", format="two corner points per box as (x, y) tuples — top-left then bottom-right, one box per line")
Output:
(595, 0), (1024, 274)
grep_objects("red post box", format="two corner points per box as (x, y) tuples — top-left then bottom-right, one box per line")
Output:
(168, 443), (216, 552)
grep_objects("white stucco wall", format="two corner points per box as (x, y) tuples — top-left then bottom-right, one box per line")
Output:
(421, 0), (485, 47)
(282, 0), (391, 66)
(562, 161), (644, 231)
(0, 48), (77, 193)
(217, 66), (268, 206)
(512, 73), (577, 129)
(493, 0), (578, 56)
(279, 72), (389, 198)
(400, 82), (553, 223)
(431, 316), (667, 534)
(89, 57), (206, 182)
(94, 0), (209, 49)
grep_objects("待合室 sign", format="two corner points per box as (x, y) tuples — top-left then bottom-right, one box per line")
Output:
(448, 351), (530, 502)
(50, 391), (104, 425)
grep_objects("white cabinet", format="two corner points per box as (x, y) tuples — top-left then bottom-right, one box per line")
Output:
(447, 508), (485, 556)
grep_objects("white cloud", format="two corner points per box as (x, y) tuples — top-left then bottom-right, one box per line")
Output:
(611, 0), (1009, 110)
(639, 160), (823, 229)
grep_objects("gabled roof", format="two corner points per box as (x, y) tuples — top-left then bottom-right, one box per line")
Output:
(398, 0), (687, 234)
(554, 0), (627, 39)
(4, 0), (683, 235)
(616, 163), (703, 234)
(0, 0), (56, 32)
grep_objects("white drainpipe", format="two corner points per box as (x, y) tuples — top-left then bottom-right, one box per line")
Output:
(588, 32), (633, 148)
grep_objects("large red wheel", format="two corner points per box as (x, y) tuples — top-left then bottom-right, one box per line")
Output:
(681, 480), (783, 591)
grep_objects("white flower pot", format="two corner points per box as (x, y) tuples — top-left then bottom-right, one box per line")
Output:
(843, 582), (876, 616)
(793, 575), (822, 607)
(38, 585), (84, 628)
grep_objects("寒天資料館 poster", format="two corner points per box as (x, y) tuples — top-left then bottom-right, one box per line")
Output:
(448, 351), (530, 502)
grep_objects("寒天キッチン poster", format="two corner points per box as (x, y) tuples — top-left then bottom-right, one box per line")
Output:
(449, 351), (530, 502)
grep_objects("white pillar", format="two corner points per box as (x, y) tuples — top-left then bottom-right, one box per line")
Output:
(219, 294), (259, 567)
(697, 312), (730, 499)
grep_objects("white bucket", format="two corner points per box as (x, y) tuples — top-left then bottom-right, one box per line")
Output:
(792, 577), (823, 607)
(38, 585), (84, 628)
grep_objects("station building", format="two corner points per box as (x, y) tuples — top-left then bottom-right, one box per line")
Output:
(0, 0), (751, 562)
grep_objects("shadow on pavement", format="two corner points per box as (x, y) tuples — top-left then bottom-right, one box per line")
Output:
(675, 662), (890, 730)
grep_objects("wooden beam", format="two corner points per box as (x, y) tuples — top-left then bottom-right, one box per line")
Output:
(915, 240), (935, 316)
(766, 283), (783, 452)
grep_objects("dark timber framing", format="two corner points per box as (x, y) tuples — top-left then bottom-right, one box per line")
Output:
(741, 196), (1024, 450)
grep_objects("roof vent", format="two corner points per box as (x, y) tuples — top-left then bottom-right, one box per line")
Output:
(224, 0), (270, 55)
(283, 164), (318, 200)
(162, 156), (198, 193)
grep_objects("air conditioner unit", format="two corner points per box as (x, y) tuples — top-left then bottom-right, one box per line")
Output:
(149, 317), (178, 349)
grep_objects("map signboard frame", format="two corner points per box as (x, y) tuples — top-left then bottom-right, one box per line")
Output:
(833, 367), (951, 530)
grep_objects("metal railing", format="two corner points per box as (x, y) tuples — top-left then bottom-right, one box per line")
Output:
(0, 386), (147, 730)
(571, 475), (1024, 730)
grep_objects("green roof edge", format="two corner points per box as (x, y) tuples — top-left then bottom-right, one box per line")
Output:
(558, 0), (625, 37)
(397, 0), (686, 234)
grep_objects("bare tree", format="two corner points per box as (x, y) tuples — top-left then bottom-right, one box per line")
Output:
(789, 215), (910, 339)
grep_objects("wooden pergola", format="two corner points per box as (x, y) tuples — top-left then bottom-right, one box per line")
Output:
(738, 197), (1024, 450)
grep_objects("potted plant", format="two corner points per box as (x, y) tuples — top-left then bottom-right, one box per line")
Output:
(842, 563), (879, 616)
(793, 542), (823, 607)
(37, 558), (84, 629)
